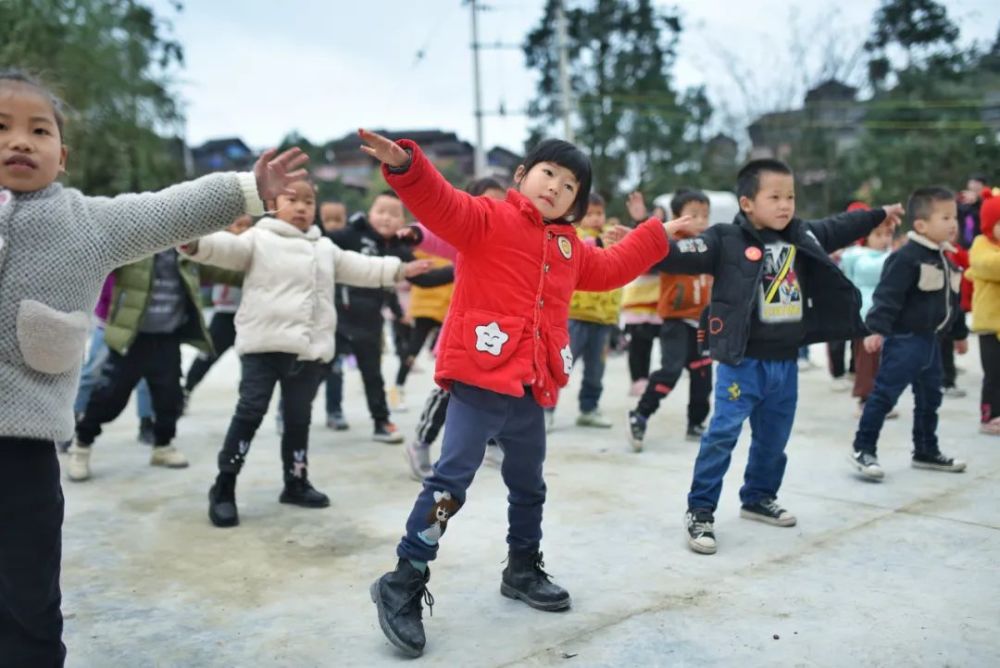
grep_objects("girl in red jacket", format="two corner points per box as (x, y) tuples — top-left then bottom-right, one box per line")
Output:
(360, 129), (687, 657)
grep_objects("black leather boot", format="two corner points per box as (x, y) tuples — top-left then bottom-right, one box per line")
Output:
(279, 477), (330, 508)
(500, 550), (571, 611)
(208, 473), (239, 528)
(370, 559), (434, 657)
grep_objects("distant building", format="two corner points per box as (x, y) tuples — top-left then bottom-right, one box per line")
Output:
(190, 137), (255, 175)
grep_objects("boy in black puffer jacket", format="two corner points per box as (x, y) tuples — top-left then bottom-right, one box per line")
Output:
(850, 187), (969, 481)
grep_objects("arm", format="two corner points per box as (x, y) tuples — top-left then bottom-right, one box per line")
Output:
(181, 229), (255, 272)
(199, 265), (244, 287)
(576, 218), (669, 292)
(332, 246), (403, 288)
(412, 223), (459, 261)
(806, 208), (887, 253)
(649, 228), (720, 275)
(407, 265), (454, 288)
(864, 251), (916, 336)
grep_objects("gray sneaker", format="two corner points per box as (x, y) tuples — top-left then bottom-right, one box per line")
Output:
(849, 450), (884, 480)
(404, 441), (432, 481)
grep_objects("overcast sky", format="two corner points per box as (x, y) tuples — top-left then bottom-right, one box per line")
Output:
(153, 0), (999, 152)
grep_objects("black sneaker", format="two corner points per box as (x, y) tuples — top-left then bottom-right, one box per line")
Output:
(208, 474), (239, 528)
(685, 509), (717, 554)
(848, 450), (884, 480)
(740, 498), (797, 527)
(912, 451), (967, 473)
(627, 410), (647, 452)
(279, 478), (330, 508)
(371, 559), (434, 658)
(685, 424), (705, 442)
(374, 420), (404, 444)
(137, 417), (155, 445)
(500, 550), (571, 611)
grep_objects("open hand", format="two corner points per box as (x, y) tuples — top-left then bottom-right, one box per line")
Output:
(663, 216), (693, 239)
(955, 339), (969, 355)
(601, 224), (630, 246)
(254, 147), (310, 201)
(881, 203), (905, 230)
(359, 128), (410, 168)
(864, 334), (884, 354)
(396, 225), (422, 245)
(626, 191), (648, 223)
(402, 259), (434, 278)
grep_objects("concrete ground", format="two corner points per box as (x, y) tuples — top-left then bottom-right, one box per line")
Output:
(62, 339), (1000, 667)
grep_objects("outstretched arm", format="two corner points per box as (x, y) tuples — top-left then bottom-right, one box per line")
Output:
(180, 229), (255, 272)
(576, 218), (670, 291)
(807, 204), (900, 253)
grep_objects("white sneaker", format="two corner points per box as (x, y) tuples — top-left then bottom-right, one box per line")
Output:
(150, 445), (189, 469)
(66, 442), (92, 482)
(404, 440), (432, 481)
(943, 386), (967, 399)
(483, 441), (505, 468)
(848, 450), (884, 481)
(831, 377), (851, 393)
(389, 386), (409, 413)
(576, 411), (613, 428)
(979, 418), (1000, 436)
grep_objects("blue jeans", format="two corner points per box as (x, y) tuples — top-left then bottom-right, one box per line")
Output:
(397, 382), (546, 562)
(687, 358), (797, 512)
(853, 333), (942, 456)
(74, 325), (152, 419)
(568, 320), (612, 413)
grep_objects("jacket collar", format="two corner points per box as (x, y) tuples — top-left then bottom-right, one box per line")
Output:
(733, 211), (801, 241)
(506, 188), (573, 229)
(907, 230), (955, 253)
(5, 181), (63, 200)
(257, 217), (321, 240)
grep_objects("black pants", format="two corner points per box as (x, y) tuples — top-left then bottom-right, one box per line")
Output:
(827, 340), (853, 379)
(395, 317), (441, 387)
(636, 321), (712, 427)
(940, 336), (957, 388)
(0, 439), (65, 667)
(184, 312), (236, 393)
(625, 323), (660, 382)
(218, 353), (325, 483)
(76, 333), (183, 447)
(980, 334), (1000, 422)
(415, 386), (451, 446)
(337, 327), (390, 423)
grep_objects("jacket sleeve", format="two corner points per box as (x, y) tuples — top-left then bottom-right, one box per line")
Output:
(86, 172), (264, 270)
(951, 310), (970, 340)
(182, 229), (255, 272)
(383, 141), (494, 253)
(806, 209), (887, 253)
(969, 237), (1000, 281)
(865, 251), (915, 336)
(650, 227), (721, 275)
(407, 265), (454, 288)
(332, 246), (403, 288)
(413, 223), (459, 261)
(199, 265), (244, 287)
(575, 218), (668, 292)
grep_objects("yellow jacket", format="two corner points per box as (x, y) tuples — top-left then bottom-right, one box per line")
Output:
(407, 250), (454, 322)
(968, 235), (1000, 334)
(568, 226), (623, 325)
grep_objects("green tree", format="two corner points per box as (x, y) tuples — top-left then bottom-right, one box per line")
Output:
(0, 0), (187, 195)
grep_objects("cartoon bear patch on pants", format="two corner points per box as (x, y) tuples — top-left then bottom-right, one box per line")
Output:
(417, 490), (462, 546)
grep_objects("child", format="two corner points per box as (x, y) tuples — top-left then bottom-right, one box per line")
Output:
(360, 129), (685, 657)
(319, 199), (347, 233)
(621, 190), (664, 396)
(0, 69), (305, 665)
(653, 158), (901, 555)
(940, 228), (972, 398)
(849, 187), (969, 481)
(627, 188), (714, 449)
(182, 179), (430, 527)
(966, 189), (1000, 434)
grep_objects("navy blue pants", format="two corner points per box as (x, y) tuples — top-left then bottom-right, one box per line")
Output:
(397, 382), (546, 562)
(568, 320), (612, 413)
(688, 358), (797, 512)
(854, 333), (943, 456)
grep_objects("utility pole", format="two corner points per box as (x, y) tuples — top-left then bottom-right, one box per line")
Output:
(469, 0), (487, 177)
(555, 0), (575, 142)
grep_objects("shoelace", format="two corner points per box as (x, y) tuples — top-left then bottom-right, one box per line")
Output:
(534, 553), (554, 582)
(393, 582), (435, 619)
(690, 517), (713, 535)
(762, 499), (784, 515)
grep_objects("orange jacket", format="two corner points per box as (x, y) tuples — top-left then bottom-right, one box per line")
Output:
(658, 273), (712, 320)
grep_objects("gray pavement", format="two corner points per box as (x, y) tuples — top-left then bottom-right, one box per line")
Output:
(61, 341), (1000, 667)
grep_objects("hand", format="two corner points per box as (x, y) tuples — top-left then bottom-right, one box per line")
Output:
(254, 147), (310, 201)
(881, 203), (905, 230)
(400, 314), (414, 326)
(402, 259), (434, 278)
(601, 225), (630, 246)
(178, 241), (198, 254)
(358, 128), (410, 168)
(955, 339), (969, 355)
(663, 216), (693, 239)
(864, 334), (884, 354)
(626, 191), (648, 222)
(396, 225), (421, 244)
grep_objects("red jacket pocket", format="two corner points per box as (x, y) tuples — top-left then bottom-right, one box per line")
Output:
(463, 310), (526, 371)
(546, 326), (573, 387)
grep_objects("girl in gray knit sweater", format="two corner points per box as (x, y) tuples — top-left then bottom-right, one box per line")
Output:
(0, 70), (307, 665)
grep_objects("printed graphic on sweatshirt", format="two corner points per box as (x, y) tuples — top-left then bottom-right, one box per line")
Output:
(417, 490), (461, 546)
(560, 344), (573, 375)
(758, 242), (803, 323)
(475, 321), (510, 357)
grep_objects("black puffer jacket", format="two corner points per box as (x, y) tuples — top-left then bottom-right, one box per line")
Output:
(654, 208), (887, 365)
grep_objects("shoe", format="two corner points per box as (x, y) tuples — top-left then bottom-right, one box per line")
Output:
(685, 509), (717, 554)
(137, 417), (155, 445)
(912, 451), (967, 473)
(576, 410), (612, 428)
(685, 424), (705, 442)
(280, 478), (331, 507)
(628, 379), (648, 397)
(848, 450), (884, 480)
(831, 377), (852, 393)
(545, 410), (555, 434)
(483, 440), (504, 468)
(627, 410), (647, 452)
(56, 439), (72, 454)
(150, 445), (188, 469)
(500, 550), (571, 612)
(740, 498), (797, 527)
(979, 418), (1000, 435)
(326, 411), (349, 431)
(66, 441), (92, 482)
(856, 403), (898, 420)
(943, 386), (967, 399)
(389, 386), (409, 413)
(208, 474), (239, 527)
(370, 559), (434, 658)
(405, 440), (433, 481)
(374, 421), (405, 444)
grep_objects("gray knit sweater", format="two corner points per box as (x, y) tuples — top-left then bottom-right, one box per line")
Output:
(0, 172), (263, 441)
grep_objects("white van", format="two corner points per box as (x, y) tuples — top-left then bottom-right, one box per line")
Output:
(653, 190), (739, 226)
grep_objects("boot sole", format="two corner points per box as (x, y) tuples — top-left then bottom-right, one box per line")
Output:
(912, 460), (967, 473)
(739, 509), (797, 527)
(278, 495), (330, 508)
(370, 581), (423, 658)
(499, 583), (571, 612)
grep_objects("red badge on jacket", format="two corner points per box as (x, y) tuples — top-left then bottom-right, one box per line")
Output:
(745, 247), (762, 261)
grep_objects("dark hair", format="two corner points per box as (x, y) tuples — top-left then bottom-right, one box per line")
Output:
(375, 189), (400, 201)
(588, 192), (605, 207)
(0, 69), (66, 139)
(907, 186), (955, 226)
(519, 139), (592, 221)
(968, 173), (989, 185)
(320, 198), (343, 205)
(465, 177), (505, 197)
(736, 159), (793, 200)
(670, 188), (709, 217)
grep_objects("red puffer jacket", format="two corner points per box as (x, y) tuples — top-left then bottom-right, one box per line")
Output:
(384, 141), (670, 407)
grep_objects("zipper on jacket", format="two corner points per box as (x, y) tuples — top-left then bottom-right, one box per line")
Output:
(936, 249), (953, 334)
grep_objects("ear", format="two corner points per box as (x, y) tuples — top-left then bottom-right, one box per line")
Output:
(738, 195), (753, 213)
(913, 219), (928, 235)
(513, 165), (526, 185)
(58, 144), (68, 174)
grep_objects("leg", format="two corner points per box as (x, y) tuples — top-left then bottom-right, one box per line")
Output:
(326, 331), (351, 416)
(497, 393), (548, 553)
(636, 321), (687, 418)
(135, 379), (154, 421)
(396, 318), (438, 388)
(827, 340), (846, 379)
(740, 361), (797, 507)
(687, 324), (713, 428)
(217, 354), (284, 474)
(912, 340), (944, 457)
(980, 334), (1000, 422)
(853, 335), (924, 455)
(184, 312), (235, 393)
(351, 330), (391, 424)
(940, 336), (956, 389)
(0, 439), (66, 666)
(75, 343), (146, 446)
(415, 388), (450, 446)
(141, 334), (184, 447)
(278, 360), (326, 484)
(73, 325), (109, 415)
(626, 324), (654, 382)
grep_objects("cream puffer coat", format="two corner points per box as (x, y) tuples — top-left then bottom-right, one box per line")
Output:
(185, 217), (403, 362)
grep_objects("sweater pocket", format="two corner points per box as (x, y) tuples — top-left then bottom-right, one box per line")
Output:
(17, 300), (90, 375)
(462, 309), (525, 371)
(918, 264), (945, 291)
